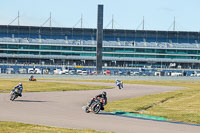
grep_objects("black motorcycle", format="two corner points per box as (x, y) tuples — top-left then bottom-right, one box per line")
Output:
(84, 98), (105, 114)
(10, 90), (20, 101)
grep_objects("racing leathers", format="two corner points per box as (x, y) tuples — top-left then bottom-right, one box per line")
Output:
(116, 80), (123, 88)
(95, 94), (107, 106)
(12, 85), (23, 97)
(88, 93), (107, 109)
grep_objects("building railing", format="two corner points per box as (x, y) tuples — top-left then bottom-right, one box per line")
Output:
(0, 37), (199, 49)
(0, 62), (200, 71)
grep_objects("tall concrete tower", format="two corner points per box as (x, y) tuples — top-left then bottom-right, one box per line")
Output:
(96, 5), (104, 75)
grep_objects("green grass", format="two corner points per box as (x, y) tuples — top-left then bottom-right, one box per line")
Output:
(0, 121), (113, 133)
(37, 78), (115, 83)
(0, 80), (112, 93)
(105, 80), (200, 124)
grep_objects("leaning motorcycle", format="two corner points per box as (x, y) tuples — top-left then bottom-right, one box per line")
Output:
(117, 82), (123, 89)
(10, 90), (19, 101)
(84, 98), (105, 114)
(29, 77), (36, 81)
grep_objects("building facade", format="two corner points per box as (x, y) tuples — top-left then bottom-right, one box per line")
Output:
(0, 25), (200, 69)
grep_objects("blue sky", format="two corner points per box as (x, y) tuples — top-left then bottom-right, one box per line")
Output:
(0, 0), (200, 31)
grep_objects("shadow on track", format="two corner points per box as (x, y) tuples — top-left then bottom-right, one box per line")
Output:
(14, 100), (48, 103)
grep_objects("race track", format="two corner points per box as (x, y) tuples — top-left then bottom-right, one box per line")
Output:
(0, 80), (199, 133)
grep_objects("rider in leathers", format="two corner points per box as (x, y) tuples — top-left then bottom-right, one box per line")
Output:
(116, 79), (123, 88)
(88, 91), (107, 110)
(12, 83), (23, 97)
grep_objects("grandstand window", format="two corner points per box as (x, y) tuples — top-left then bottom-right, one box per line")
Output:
(157, 31), (167, 38)
(103, 48), (113, 52)
(156, 55), (165, 58)
(104, 36), (114, 41)
(157, 38), (167, 42)
(122, 49), (135, 53)
(61, 52), (69, 55)
(134, 37), (143, 42)
(30, 51), (39, 55)
(188, 50), (197, 54)
(40, 45), (51, 50)
(0, 33), (8, 37)
(167, 56), (177, 59)
(166, 50), (176, 54)
(156, 49), (165, 53)
(51, 46), (61, 50)
(0, 27), (8, 33)
(19, 45), (29, 49)
(177, 50), (187, 54)
(72, 47), (83, 51)
(146, 31), (156, 38)
(7, 51), (18, 54)
(136, 49), (145, 53)
(41, 52), (50, 55)
(103, 54), (113, 57)
(30, 45), (39, 49)
(83, 47), (96, 51)
(15, 34), (29, 38)
(30, 34), (39, 39)
(145, 55), (156, 58)
(178, 39), (188, 43)
(145, 49), (155, 53)
(176, 56), (191, 59)
(135, 31), (145, 38)
(51, 52), (60, 55)
(19, 51), (29, 54)
(114, 48), (124, 52)
(168, 32), (178, 39)
(8, 45), (18, 49)
(70, 53), (81, 56)
(0, 44), (7, 48)
(80, 53), (95, 56)
(189, 32), (198, 40)
(62, 46), (71, 50)
(189, 39), (195, 43)
(135, 55), (145, 58)
(146, 38), (156, 42)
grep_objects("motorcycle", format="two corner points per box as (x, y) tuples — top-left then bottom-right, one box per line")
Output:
(10, 90), (20, 101)
(116, 82), (123, 89)
(84, 97), (105, 114)
(29, 77), (36, 81)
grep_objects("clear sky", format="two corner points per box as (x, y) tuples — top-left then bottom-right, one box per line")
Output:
(0, 0), (200, 32)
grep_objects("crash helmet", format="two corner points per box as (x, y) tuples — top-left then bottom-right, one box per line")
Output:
(19, 83), (22, 86)
(102, 91), (107, 97)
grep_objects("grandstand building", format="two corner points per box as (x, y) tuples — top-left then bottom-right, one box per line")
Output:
(0, 25), (200, 70)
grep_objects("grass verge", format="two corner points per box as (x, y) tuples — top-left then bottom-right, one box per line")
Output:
(0, 80), (112, 93)
(0, 121), (113, 133)
(105, 80), (200, 124)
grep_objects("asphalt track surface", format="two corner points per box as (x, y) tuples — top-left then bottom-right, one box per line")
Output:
(0, 80), (200, 133)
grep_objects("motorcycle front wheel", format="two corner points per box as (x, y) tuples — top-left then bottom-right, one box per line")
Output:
(85, 106), (90, 113)
(10, 94), (16, 101)
(92, 103), (101, 114)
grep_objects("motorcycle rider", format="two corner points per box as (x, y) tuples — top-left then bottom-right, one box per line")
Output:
(88, 91), (107, 108)
(11, 83), (23, 97)
(115, 79), (123, 88)
(30, 75), (34, 80)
